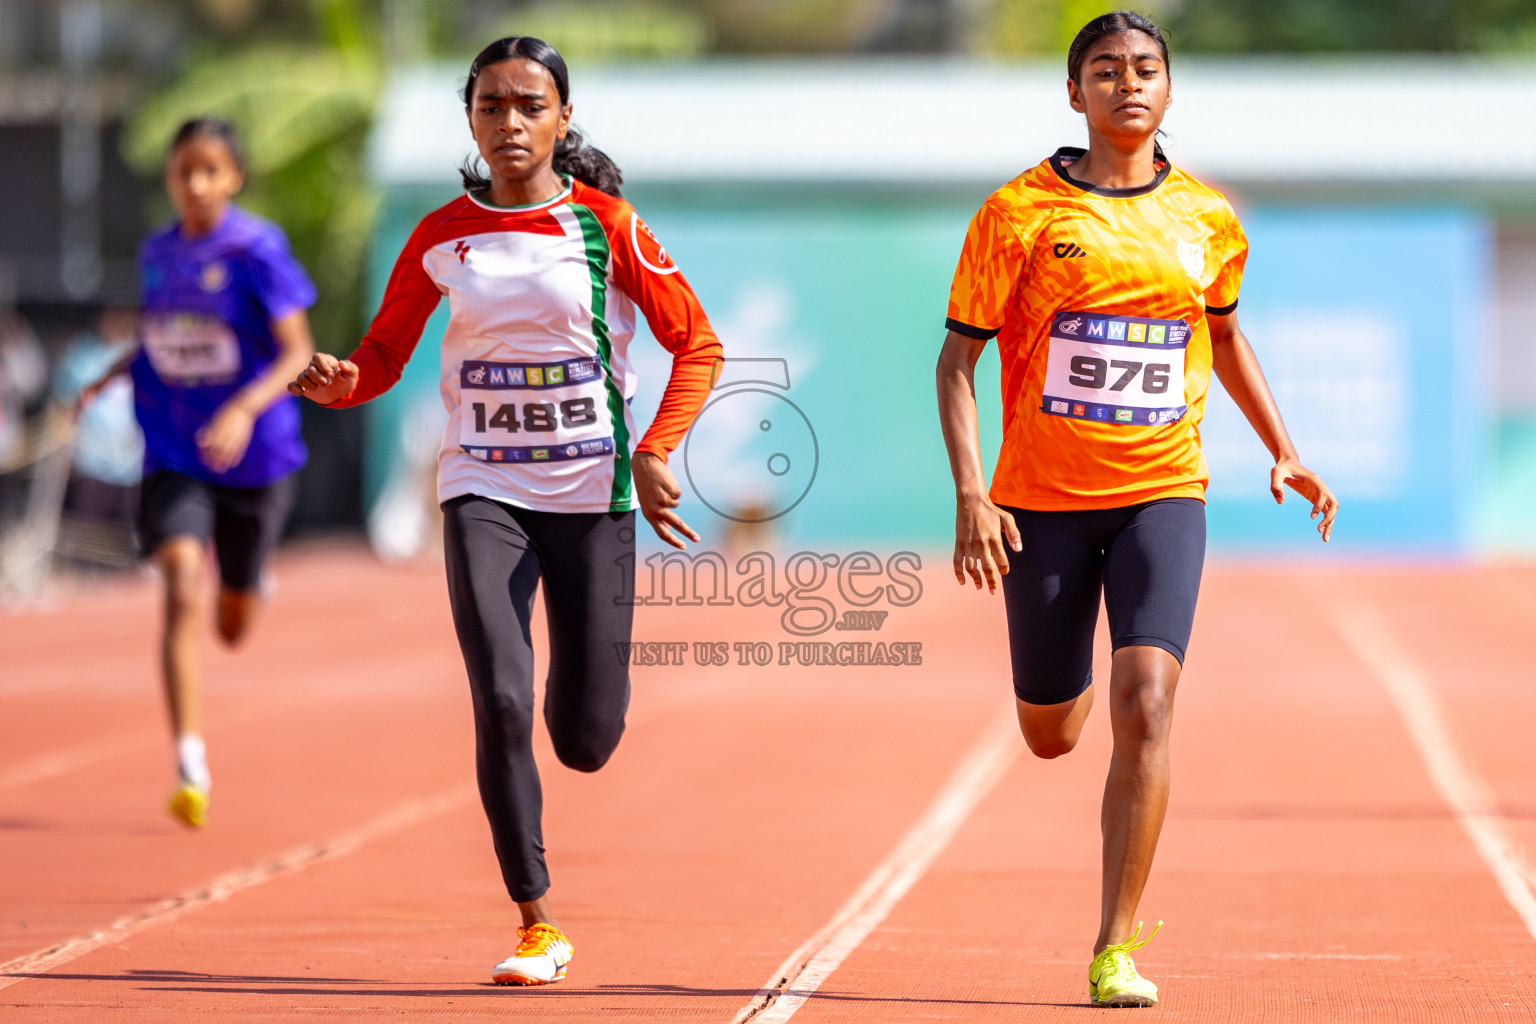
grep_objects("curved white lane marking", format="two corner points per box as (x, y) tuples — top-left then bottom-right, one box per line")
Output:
(0, 785), (476, 990)
(0, 734), (155, 791)
(1334, 603), (1536, 940)
(731, 705), (1020, 1023)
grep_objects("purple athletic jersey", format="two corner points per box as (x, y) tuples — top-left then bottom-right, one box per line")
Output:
(131, 206), (315, 487)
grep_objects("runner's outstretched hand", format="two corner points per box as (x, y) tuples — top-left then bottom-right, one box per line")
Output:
(1271, 456), (1338, 543)
(954, 494), (1021, 594)
(287, 352), (359, 406)
(632, 451), (699, 550)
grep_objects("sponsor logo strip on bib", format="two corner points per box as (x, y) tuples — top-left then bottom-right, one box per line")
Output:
(464, 437), (618, 464)
(460, 358), (601, 390)
(1042, 311), (1190, 427)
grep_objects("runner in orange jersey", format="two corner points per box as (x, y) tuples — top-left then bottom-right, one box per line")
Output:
(935, 10), (1338, 1008)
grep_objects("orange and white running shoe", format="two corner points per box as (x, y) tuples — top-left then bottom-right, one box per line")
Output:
(492, 923), (573, 986)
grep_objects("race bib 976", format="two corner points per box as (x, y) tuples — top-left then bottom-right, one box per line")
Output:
(459, 357), (615, 465)
(1041, 311), (1190, 427)
(141, 313), (241, 384)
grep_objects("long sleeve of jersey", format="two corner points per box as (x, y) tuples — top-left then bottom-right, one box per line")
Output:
(329, 221), (443, 410)
(605, 208), (723, 461)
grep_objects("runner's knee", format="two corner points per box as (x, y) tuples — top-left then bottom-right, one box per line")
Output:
(215, 588), (258, 645)
(549, 720), (624, 773)
(551, 740), (615, 773)
(1111, 678), (1175, 745)
(1016, 689), (1092, 760)
(160, 549), (203, 615)
(1023, 729), (1078, 760)
(1018, 709), (1082, 759)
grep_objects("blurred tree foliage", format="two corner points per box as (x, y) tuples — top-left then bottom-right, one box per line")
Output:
(696, 0), (897, 53)
(111, 0), (1536, 355)
(978, 0), (1536, 55)
(979, 0), (1119, 56)
(488, 2), (709, 60)
(1160, 0), (1536, 53)
(122, 0), (380, 354)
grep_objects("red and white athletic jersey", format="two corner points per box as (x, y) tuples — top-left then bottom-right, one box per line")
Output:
(330, 178), (723, 513)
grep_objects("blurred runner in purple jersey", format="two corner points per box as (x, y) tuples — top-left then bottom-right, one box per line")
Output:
(79, 118), (317, 829)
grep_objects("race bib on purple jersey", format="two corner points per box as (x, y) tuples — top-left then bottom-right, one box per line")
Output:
(141, 312), (241, 384)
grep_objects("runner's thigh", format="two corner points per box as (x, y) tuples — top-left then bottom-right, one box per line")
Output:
(210, 474), (297, 592)
(521, 508), (634, 768)
(998, 505), (1116, 706)
(139, 470), (216, 555)
(1101, 497), (1206, 665)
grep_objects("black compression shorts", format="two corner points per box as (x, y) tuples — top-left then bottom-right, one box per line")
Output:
(139, 470), (296, 591)
(998, 497), (1205, 706)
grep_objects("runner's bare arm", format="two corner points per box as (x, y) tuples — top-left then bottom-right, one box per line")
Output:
(74, 346), (139, 417)
(936, 330), (1021, 593)
(199, 310), (316, 473)
(1207, 311), (1338, 542)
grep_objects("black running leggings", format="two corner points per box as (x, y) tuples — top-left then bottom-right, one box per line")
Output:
(441, 495), (634, 903)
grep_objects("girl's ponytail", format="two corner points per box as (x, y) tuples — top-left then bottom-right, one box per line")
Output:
(552, 126), (623, 198)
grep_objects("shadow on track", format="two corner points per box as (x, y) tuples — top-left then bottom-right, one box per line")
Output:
(12, 970), (1087, 1007)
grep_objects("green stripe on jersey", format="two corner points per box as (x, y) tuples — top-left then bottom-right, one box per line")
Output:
(570, 204), (633, 511)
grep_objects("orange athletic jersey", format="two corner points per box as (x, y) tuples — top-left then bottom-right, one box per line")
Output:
(947, 147), (1247, 511)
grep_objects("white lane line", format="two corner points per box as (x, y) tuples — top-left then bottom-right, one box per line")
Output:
(731, 705), (1021, 1024)
(0, 784), (475, 990)
(1334, 602), (1536, 940)
(0, 734), (156, 791)
(0, 671), (400, 792)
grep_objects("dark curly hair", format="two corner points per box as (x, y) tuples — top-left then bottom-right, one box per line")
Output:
(459, 36), (623, 198)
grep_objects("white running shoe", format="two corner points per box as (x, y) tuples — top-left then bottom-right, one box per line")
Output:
(492, 923), (573, 986)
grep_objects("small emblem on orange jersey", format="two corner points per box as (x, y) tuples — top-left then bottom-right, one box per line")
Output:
(1053, 242), (1088, 259)
(1176, 240), (1205, 279)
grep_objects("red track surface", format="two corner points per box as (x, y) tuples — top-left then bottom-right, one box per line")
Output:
(2, 544), (1534, 1020)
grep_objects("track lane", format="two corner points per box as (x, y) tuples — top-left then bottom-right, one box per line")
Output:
(784, 567), (1536, 1022)
(0, 551), (1013, 1019)
(6, 557), (1536, 1020)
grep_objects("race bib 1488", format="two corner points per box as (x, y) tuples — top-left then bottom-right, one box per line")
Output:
(1041, 311), (1190, 427)
(459, 357), (616, 465)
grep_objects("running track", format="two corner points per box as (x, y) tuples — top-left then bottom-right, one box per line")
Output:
(2, 544), (1535, 1020)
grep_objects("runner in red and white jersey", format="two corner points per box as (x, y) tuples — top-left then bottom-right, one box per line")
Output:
(330, 139), (715, 514)
(290, 36), (722, 987)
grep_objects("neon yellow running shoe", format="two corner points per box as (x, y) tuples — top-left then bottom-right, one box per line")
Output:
(1089, 920), (1162, 1007)
(167, 781), (209, 829)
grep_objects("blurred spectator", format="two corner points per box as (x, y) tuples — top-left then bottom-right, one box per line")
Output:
(0, 308), (47, 452)
(51, 306), (144, 566)
(0, 308), (48, 524)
